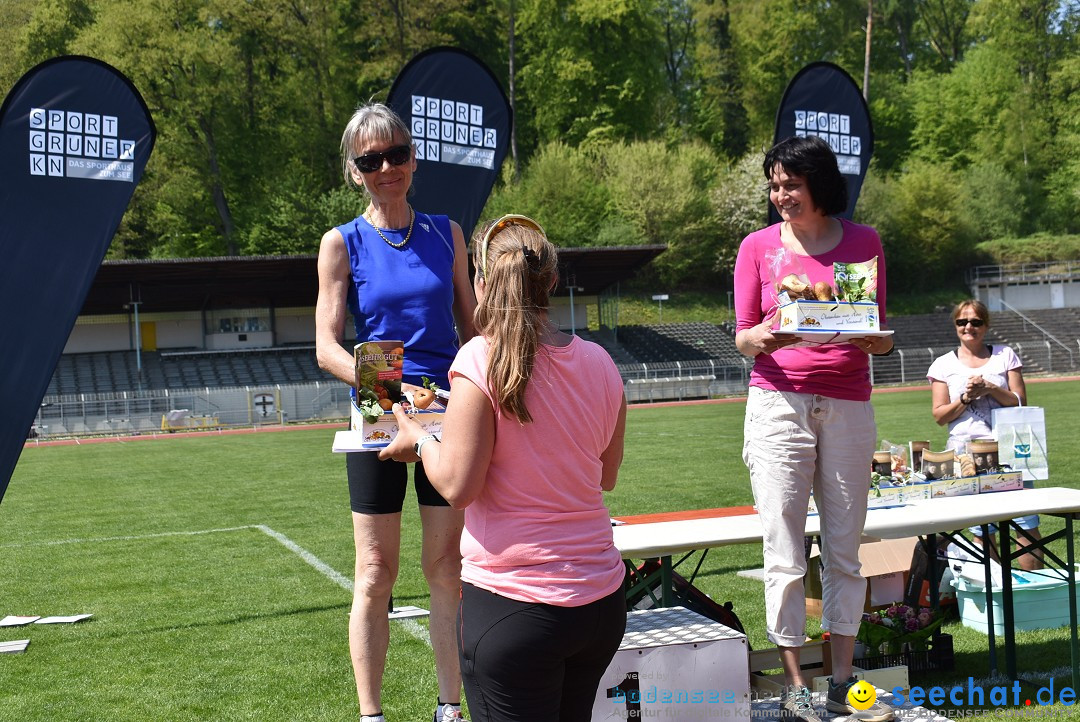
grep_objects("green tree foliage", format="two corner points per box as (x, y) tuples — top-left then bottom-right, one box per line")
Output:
(16, 0), (94, 67)
(915, 0), (975, 69)
(689, 0), (749, 158)
(603, 140), (719, 283)
(481, 142), (616, 247)
(976, 232), (1080, 263)
(483, 139), (744, 288)
(907, 44), (1022, 168)
(1044, 54), (1080, 232)
(517, 0), (666, 146)
(0, 0), (36, 92)
(958, 161), (1027, 240)
(857, 160), (968, 290)
(1, 0), (1078, 279)
(709, 151), (768, 273)
(730, 0), (868, 144)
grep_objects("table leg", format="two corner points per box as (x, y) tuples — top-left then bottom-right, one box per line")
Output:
(981, 523), (998, 675)
(926, 533), (938, 611)
(660, 555), (674, 607)
(1068, 516), (1079, 691)
(1001, 521), (1017, 680)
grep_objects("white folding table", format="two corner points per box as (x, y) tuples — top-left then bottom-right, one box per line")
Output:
(614, 487), (1080, 687)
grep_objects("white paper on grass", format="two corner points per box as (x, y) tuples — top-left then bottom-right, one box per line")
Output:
(0, 639), (30, 653)
(34, 614), (93, 624)
(388, 605), (430, 620)
(0, 615), (40, 626)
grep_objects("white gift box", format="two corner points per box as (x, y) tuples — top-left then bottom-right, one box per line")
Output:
(591, 606), (750, 720)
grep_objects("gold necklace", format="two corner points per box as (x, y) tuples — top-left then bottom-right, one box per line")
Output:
(366, 207), (414, 248)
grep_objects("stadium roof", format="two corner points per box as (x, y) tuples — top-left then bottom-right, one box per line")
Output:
(80, 245), (666, 315)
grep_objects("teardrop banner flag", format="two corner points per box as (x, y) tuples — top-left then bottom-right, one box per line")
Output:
(770, 61), (873, 223)
(0, 56), (156, 505)
(387, 47), (512, 241)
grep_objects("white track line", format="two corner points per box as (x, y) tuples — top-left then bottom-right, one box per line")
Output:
(255, 525), (355, 591)
(3, 525), (432, 645)
(0, 525), (257, 547)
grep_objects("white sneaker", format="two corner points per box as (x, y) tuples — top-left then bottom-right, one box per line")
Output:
(360, 716), (386, 722)
(780, 685), (822, 722)
(433, 702), (466, 721)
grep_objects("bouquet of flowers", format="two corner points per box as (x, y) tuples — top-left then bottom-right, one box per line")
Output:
(857, 603), (945, 655)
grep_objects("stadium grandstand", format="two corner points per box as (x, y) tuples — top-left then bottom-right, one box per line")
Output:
(29, 256), (1080, 437)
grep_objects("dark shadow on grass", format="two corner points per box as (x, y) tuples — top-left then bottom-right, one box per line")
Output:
(693, 564), (759, 579)
(119, 601), (353, 637)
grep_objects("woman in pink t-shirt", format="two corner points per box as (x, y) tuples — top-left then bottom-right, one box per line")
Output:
(734, 136), (894, 722)
(380, 215), (628, 722)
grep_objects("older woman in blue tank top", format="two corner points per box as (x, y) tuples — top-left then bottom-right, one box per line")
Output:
(316, 103), (476, 722)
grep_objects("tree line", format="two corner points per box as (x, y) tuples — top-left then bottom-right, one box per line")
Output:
(1, 0), (1077, 290)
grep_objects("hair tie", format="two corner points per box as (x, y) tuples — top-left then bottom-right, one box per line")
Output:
(521, 244), (540, 272)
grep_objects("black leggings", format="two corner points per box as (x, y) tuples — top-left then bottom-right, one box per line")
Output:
(458, 582), (627, 721)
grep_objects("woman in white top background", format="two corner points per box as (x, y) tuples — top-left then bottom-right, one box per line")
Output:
(927, 298), (1042, 570)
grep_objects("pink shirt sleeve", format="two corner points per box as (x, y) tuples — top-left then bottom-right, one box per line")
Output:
(734, 228), (770, 333)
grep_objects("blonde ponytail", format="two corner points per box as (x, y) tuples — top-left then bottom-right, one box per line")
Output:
(473, 217), (557, 423)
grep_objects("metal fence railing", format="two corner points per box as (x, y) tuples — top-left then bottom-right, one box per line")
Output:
(27, 339), (1072, 437)
(995, 300), (1075, 372)
(968, 261), (1080, 284)
(28, 382), (354, 439)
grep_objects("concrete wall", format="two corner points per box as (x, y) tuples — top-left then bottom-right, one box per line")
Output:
(65, 312), (206, 352)
(975, 280), (1080, 311)
(550, 295), (594, 332)
(205, 331), (274, 350)
(64, 321), (129, 353)
(275, 308), (316, 345)
(155, 318), (204, 349)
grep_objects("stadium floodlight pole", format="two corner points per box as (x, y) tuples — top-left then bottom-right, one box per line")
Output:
(126, 297), (143, 383)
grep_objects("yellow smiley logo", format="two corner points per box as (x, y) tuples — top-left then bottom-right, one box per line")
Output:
(847, 680), (877, 710)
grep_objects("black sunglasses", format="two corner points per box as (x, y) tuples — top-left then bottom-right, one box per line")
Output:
(353, 145), (411, 174)
(955, 318), (985, 327)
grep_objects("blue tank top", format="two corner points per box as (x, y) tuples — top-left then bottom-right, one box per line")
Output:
(338, 211), (458, 386)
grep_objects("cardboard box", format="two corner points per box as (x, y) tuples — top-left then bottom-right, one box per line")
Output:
(976, 470), (1024, 494)
(776, 299), (879, 332)
(926, 478), (978, 498)
(592, 606), (750, 720)
(810, 665), (909, 693)
(808, 483), (908, 514)
(899, 483), (931, 501)
(806, 537), (917, 618)
(867, 485), (906, 509)
(345, 397), (444, 450)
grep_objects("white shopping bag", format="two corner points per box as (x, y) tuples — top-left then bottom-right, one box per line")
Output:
(992, 406), (1048, 481)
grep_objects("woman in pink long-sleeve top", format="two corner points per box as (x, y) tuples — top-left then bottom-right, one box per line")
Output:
(734, 135), (894, 722)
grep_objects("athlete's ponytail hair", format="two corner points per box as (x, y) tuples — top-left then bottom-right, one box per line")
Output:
(472, 215), (557, 423)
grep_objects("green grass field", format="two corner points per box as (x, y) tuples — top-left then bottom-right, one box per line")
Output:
(2, 381), (1079, 721)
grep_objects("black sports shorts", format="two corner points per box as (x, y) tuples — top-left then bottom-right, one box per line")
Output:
(346, 450), (451, 514)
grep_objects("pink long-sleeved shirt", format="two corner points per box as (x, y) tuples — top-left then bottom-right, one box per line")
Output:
(733, 219), (887, 401)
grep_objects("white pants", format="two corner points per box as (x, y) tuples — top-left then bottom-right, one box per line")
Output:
(742, 386), (877, 646)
